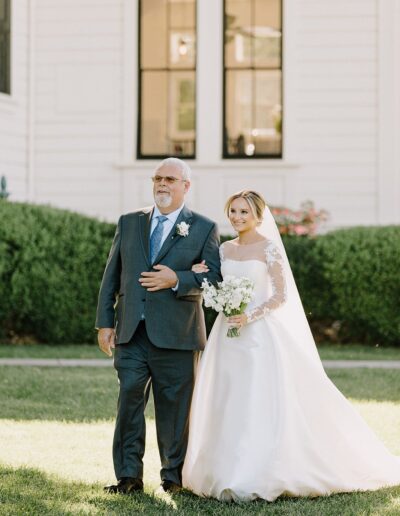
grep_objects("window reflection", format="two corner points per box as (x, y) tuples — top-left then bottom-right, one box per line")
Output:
(139, 0), (196, 158)
(224, 0), (282, 158)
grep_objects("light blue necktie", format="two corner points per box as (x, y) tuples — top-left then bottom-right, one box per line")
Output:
(150, 215), (168, 264)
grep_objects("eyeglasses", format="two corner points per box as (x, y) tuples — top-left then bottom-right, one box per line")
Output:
(151, 175), (186, 185)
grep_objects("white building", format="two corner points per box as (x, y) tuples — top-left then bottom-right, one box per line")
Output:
(0, 0), (399, 233)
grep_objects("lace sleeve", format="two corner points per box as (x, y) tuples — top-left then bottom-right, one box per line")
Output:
(219, 242), (225, 262)
(246, 241), (287, 323)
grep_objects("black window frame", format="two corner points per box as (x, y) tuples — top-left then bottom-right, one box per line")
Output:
(222, 0), (283, 160)
(0, 0), (11, 95)
(137, 0), (197, 160)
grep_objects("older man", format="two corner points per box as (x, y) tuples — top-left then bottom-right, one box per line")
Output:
(96, 157), (221, 494)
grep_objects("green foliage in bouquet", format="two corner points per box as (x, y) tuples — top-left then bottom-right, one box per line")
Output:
(0, 202), (115, 343)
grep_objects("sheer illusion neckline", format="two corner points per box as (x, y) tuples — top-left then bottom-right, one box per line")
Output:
(221, 238), (276, 264)
(226, 238), (268, 247)
(223, 257), (268, 265)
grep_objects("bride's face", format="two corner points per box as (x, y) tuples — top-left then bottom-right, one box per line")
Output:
(228, 198), (258, 233)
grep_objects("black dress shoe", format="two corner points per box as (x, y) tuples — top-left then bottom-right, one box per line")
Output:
(160, 480), (182, 494)
(104, 477), (143, 494)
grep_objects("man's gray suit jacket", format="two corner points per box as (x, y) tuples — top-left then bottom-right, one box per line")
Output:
(95, 205), (222, 350)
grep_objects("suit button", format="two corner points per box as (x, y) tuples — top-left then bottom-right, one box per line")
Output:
(142, 299), (145, 302)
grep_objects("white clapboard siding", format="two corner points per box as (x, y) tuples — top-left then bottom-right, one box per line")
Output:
(33, 0), (123, 220)
(298, 17), (376, 32)
(2, 0), (399, 228)
(292, 0), (379, 226)
(297, 0), (376, 17)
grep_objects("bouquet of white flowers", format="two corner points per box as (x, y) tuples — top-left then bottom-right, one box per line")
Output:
(201, 275), (254, 337)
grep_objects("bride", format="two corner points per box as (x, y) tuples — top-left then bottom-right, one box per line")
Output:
(182, 190), (400, 502)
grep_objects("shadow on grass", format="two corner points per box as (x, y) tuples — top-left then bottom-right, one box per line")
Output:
(1, 464), (400, 515)
(0, 464), (176, 515)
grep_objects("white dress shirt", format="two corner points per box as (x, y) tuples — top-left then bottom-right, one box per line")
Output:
(150, 203), (185, 292)
(150, 203), (185, 246)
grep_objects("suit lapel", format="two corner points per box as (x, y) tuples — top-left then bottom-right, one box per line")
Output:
(154, 205), (193, 264)
(139, 207), (153, 267)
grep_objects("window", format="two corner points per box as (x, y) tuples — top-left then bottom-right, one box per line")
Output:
(0, 0), (11, 95)
(223, 0), (282, 158)
(138, 0), (196, 159)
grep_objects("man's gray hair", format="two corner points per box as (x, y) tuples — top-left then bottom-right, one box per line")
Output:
(154, 157), (192, 181)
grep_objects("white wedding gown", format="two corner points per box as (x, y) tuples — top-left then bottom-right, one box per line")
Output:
(182, 239), (400, 502)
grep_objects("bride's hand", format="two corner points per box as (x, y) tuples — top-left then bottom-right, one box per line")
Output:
(227, 313), (248, 329)
(191, 260), (209, 274)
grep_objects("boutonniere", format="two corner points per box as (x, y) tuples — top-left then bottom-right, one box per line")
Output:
(176, 221), (190, 237)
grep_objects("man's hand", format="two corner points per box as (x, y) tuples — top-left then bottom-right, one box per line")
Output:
(98, 328), (116, 357)
(139, 264), (178, 291)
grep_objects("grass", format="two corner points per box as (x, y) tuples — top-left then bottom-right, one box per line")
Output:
(0, 343), (101, 359)
(0, 366), (400, 514)
(0, 366), (120, 421)
(1, 366), (399, 422)
(0, 342), (399, 360)
(1, 465), (399, 516)
(317, 343), (400, 361)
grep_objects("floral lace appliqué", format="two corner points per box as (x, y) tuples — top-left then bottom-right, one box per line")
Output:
(246, 242), (287, 323)
(219, 243), (225, 262)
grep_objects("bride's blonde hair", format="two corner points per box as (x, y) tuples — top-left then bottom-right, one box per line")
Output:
(225, 190), (266, 222)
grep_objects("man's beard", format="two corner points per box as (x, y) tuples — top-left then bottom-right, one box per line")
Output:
(155, 193), (172, 208)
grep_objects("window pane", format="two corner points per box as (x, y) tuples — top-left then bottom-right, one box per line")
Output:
(225, 0), (252, 68)
(254, 70), (282, 155)
(254, 0), (281, 68)
(139, 0), (196, 158)
(169, 28), (196, 69)
(141, 72), (168, 156)
(141, 71), (195, 157)
(169, 1), (196, 68)
(141, 0), (168, 69)
(0, 0), (11, 95)
(141, 0), (196, 70)
(225, 70), (282, 157)
(224, 0), (282, 158)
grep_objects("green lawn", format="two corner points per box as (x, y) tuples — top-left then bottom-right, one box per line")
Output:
(317, 343), (400, 361)
(1, 464), (399, 516)
(0, 343), (101, 359)
(0, 366), (400, 514)
(1, 366), (400, 422)
(0, 342), (399, 360)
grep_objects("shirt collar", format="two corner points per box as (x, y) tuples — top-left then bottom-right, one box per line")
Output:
(153, 203), (185, 225)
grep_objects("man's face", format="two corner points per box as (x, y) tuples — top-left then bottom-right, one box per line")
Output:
(152, 165), (190, 213)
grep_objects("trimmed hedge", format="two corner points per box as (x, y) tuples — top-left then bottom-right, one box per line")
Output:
(0, 202), (114, 343)
(1, 201), (399, 345)
(303, 227), (400, 345)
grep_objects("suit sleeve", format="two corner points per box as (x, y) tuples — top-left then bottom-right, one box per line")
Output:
(175, 223), (222, 298)
(95, 216), (122, 329)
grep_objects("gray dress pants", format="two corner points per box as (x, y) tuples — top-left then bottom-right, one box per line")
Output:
(113, 321), (198, 485)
